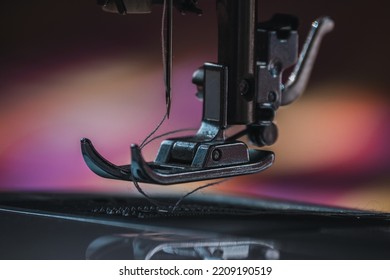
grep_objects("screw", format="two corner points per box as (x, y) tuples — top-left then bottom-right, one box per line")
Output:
(212, 149), (222, 161)
(239, 79), (250, 96)
(268, 91), (277, 102)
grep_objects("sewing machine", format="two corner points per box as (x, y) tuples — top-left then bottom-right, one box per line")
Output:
(3, 0), (390, 262)
(81, 0), (334, 185)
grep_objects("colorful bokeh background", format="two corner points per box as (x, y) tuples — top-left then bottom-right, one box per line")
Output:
(1, 0), (390, 211)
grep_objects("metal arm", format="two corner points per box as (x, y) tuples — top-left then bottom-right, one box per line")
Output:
(282, 17), (335, 105)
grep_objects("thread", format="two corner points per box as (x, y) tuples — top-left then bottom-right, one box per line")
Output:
(130, 0), (171, 208)
(171, 179), (228, 212)
(130, 0), (229, 211)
